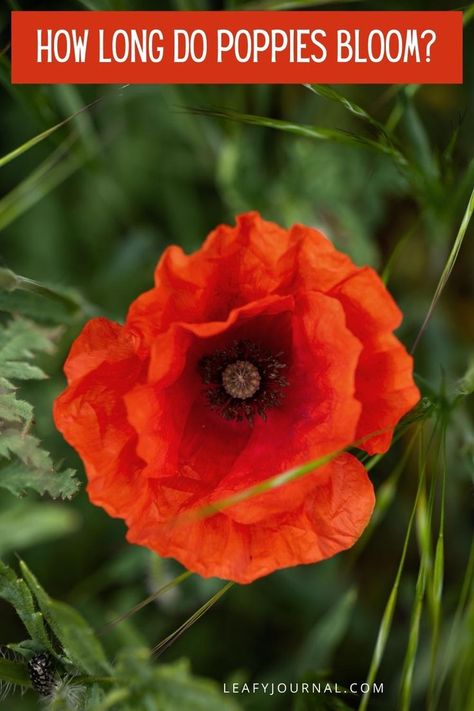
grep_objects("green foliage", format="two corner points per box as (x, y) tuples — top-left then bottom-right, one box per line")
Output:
(0, 317), (79, 499)
(20, 560), (111, 676)
(0, 560), (241, 711)
(109, 653), (241, 711)
(0, 560), (54, 653)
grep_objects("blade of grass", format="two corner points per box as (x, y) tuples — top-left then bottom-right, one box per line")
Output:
(187, 106), (410, 171)
(54, 85), (100, 156)
(412, 184), (474, 353)
(0, 135), (83, 233)
(98, 571), (193, 636)
(0, 42), (10, 60)
(428, 424), (447, 709)
(399, 424), (443, 710)
(399, 89), (439, 179)
(0, 97), (104, 170)
(382, 221), (420, 285)
(385, 85), (419, 135)
(151, 582), (234, 658)
(431, 539), (474, 708)
(449, 586), (474, 711)
(244, 0), (362, 10)
(463, 2), (474, 27)
(75, 0), (108, 8)
(304, 84), (392, 143)
(0, 84), (132, 171)
(358, 425), (435, 711)
(399, 557), (428, 711)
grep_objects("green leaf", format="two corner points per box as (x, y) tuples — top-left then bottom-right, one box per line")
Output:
(0, 457), (79, 500)
(0, 317), (79, 500)
(0, 315), (57, 359)
(0, 393), (33, 423)
(20, 560), (111, 676)
(0, 560), (53, 652)
(1, 361), (46, 380)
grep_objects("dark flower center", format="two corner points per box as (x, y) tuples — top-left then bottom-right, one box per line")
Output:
(199, 340), (288, 424)
(222, 360), (261, 399)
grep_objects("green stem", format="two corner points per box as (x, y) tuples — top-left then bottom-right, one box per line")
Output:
(0, 267), (97, 317)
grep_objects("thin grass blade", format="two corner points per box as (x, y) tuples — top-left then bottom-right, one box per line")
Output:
(358, 427), (432, 711)
(412, 185), (474, 353)
(99, 571), (193, 636)
(428, 425), (447, 707)
(244, 0), (362, 9)
(0, 136), (84, 233)
(151, 582), (234, 657)
(0, 97), (105, 170)
(399, 559), (427, 711)
(304, 83), (391, 142)
(187, 106), (410, 169)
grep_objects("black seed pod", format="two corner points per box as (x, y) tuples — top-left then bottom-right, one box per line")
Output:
(28, 653), (55, 697)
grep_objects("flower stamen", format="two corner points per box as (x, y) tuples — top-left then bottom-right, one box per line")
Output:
(222, 360), (261, 399)
(199, 340), (288, 424)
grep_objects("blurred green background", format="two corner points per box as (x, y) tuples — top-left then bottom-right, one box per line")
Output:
(0, 1), (473, 710)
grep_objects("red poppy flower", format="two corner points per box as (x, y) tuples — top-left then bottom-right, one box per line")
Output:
(54, 212), (419, 583)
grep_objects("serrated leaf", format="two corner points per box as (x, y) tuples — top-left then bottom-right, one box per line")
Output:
(0, 430), (53, 469)
(20, 560), (111, 676)
(0, 316), (58, 359)
(0, 393), (33, 423)
(0, 461), (79, 499)
(1, 361), (47, 380)
(0, 316), (79, 500)
(0, 560), (53, 653)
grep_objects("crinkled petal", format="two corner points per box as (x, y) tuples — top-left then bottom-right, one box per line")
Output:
(354, 333), (420, 453)
(126, 453), (374, 583)
(54, 322), (148, 520)
(330, 267), (419, 451)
